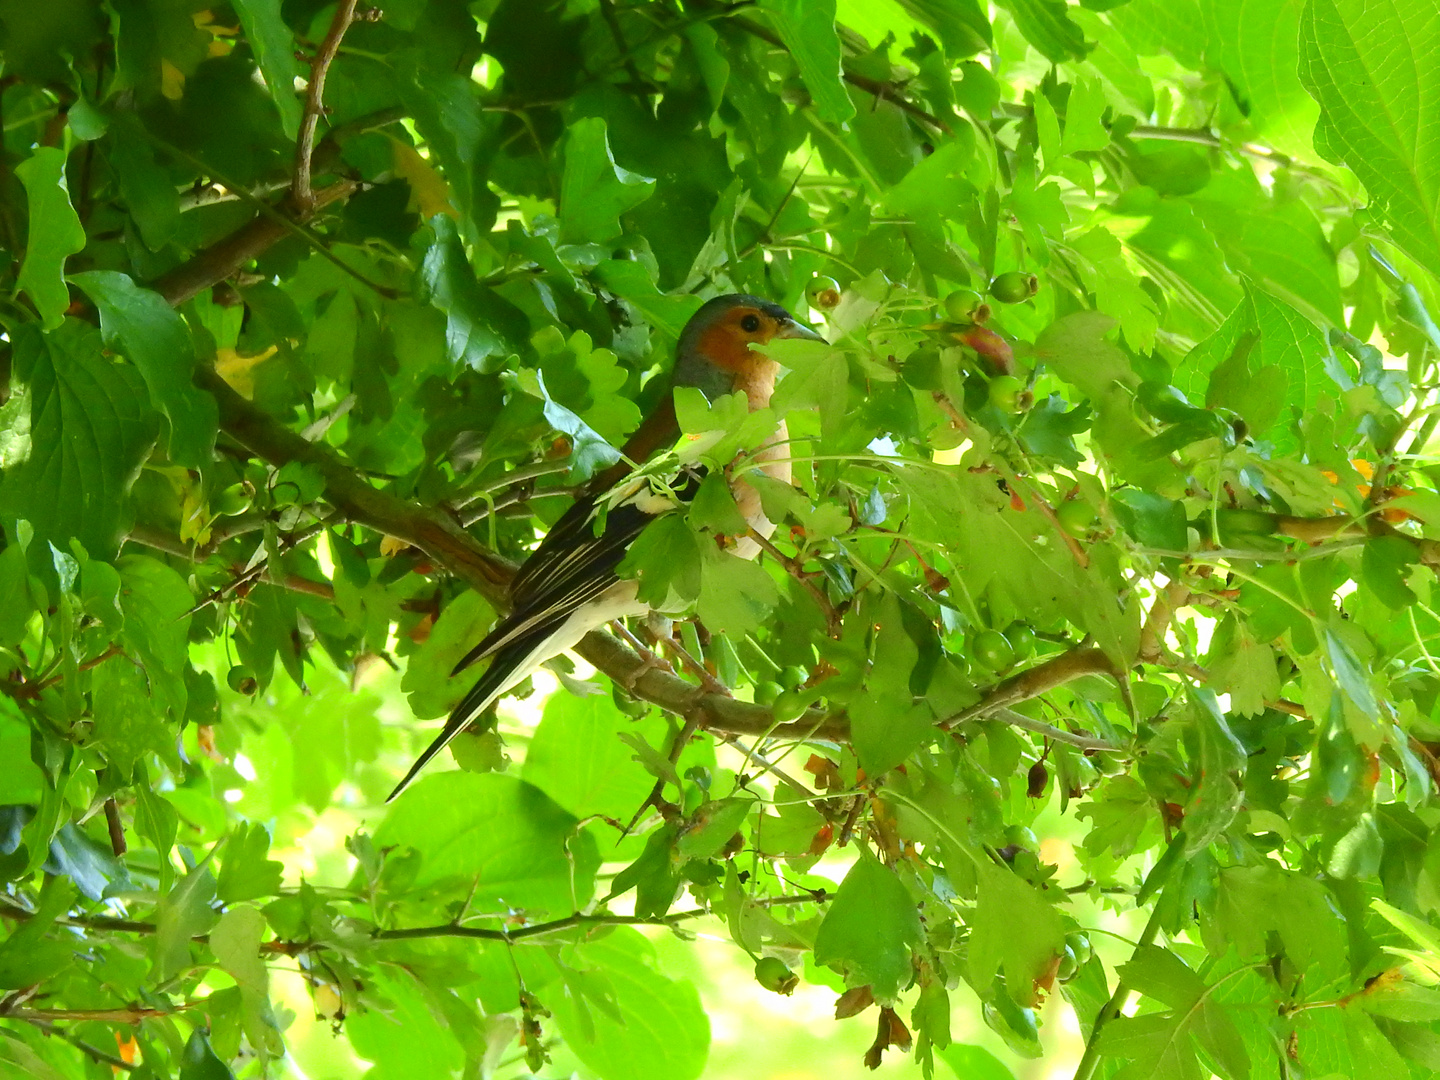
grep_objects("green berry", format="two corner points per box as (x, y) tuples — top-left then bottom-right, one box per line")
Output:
(213, 483), (250, 516)
(226, 664), (257, 695)
(972, 629), (1015, 672)
(806, 276), (842, 310)
(1057, 944), (1078, 982)
(754, 956), (799, 995)
(943, 289), (984, 321)
(1056, 499), (1096, 536)
(987, 374), (1025, 412)
(989, 271), (1031, 304)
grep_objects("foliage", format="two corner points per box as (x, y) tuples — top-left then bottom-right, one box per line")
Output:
(2, 1), (1440, 1078)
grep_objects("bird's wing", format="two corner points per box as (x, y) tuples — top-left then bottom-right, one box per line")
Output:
(450, 472), (697, 676)
(387, 470), (705, 803)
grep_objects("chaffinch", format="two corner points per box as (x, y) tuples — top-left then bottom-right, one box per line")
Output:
(388, 295), (824, 800)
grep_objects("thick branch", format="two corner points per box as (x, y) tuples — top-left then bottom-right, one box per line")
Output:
(150, 179), (356, 306)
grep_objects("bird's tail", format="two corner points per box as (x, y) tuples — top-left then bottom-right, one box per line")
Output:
(384, 637), (536, 802)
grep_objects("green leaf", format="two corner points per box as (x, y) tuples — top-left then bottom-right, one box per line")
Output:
(546, 927), (710, 1080)
(0, 544), (34, 647)
(118, 554), (194, 721)
(231, 0), (303, 138)
(0, 324), (156, 569)
(70, 271), (217, 468)
(1032, 311), (1133, 402)
(688, 472), (749, 535)
(15, 146), (84, 329)
(995, 0), (1089, 63)
(344, 967), (467, 1077)
(0, 876), (77, 988)
(758, 0), (855, 124)
(1111, 490), (1187, 552)
(523, 693), (663, 821)
(1183, 690), (1247, 853)
(968, 862), (1065, 1005)
(895, 0), (992, 58)
(1203, 864), (1345, 970)
(400, 589), (496, 720)
(1325, 626), (1377, 719)
(1203, 0), (1318, 159)
(90, 656), (179, 779)
(1101, 945), (1250, 1080)
(374, 772), (599, 915)
(813, 855), (924, 999)
(594, 260), (704, 339)
(677, 797), (755, 859)
(852, 691), (935, 779)
(217, 823), (284, 904)
(560, 117), (656, 244)
(1300, 0), (1440, 272)
(211, 904), (282, 1060)
(107, 123), (179, 249)
(1362, 535), (1419, 610)
(511, 368), (622, 481)
(697, 544), (780, 635)
(618, 514), (702, 608)
(179, 1029), (236, 1080)
(938, 1043), (1018, 1080)
(154, 856), (220, 983)
(419, 214), (507, 373)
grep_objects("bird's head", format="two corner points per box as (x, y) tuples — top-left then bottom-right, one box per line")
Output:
(673, 294), (824, 405)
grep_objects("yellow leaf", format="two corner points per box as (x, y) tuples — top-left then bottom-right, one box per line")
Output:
(379, 535), (412, 557)
(214, 345), (278, 399)
(389, 136), (457, 220)
(161, 59), (186, 101)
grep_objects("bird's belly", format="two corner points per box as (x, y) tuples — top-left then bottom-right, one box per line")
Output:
(545, 580), (648, 662)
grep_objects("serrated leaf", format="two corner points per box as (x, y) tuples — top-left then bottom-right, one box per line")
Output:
(814, 855), (924, 1000)
(1300, 0), (1440, 273)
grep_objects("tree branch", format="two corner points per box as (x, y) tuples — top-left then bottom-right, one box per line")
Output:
(125, 523), (336, 602)
(293, 0), (361, 213)
(938, 646), (1120, 730)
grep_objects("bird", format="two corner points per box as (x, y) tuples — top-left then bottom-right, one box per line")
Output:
(387, 294), (825, 801)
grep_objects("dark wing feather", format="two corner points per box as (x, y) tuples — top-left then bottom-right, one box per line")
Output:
(450, 469), (704, 677)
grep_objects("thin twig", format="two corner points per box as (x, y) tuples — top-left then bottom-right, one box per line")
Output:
(293, 0), (361, 212)
(746, 527), (838, 630)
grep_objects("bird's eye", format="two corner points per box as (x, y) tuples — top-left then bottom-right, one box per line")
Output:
(740, 314), (762, 333)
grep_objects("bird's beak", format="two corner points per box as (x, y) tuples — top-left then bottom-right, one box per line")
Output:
(775, 318), (827, 344)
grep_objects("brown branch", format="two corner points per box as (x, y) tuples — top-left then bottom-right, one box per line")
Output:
(125, 523), (336, 602)
(938, 646), (1119, 730)
(104, 798), (127, 858)
(4, 1006), (182, 1023)
(149, 179), (357, 306)
(1138, 581), (1191, 664)
(293, 0), (361, 213)
(190, 364), (855, 741)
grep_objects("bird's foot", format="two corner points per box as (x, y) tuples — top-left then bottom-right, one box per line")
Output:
(611, 621), (677, 689)
(666, 637), (730, 697)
